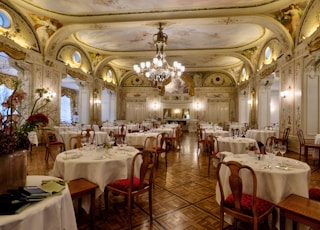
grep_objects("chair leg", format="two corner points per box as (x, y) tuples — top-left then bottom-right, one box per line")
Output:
(149, 188), (153, 222)
(104, 190), (109, 220)
(127, 195), (132, 230)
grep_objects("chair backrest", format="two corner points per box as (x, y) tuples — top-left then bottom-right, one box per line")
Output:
(43, 131), (57, 144)
(143, 136), (157, 152)
(197, 128), (206, 141)
(207, 134), (219, 155)
(157, 132), (169, 150)
(265, 136), (275, 148)
(217, 161), (258, 216)
(81, 129), (93, 144)
(283, 127), (290, 140)
(130, 150), (156, 190)
(297, 128), (305, 145)
(118, 125), (127, 135)
(231, 128), (240, 136)
(69, 135), (82, 149)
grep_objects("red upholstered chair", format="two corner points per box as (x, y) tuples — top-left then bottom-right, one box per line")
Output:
(207, 135), (220, 175)
(309, 187), (320, 201)
(216, 161), (276, 230)
(154, 132), (169, 168)
(43, 131), (65, 161)
(114, 124), (126, 144)
(104, 150), (156, 230)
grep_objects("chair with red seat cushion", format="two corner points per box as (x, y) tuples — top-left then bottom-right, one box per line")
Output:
(309, 187), (320, 201)
(207, 134), (220, 175)
(104, 150), (156, 230)
(154, 132), (169, 168)
(216, 161), (276, 230)
(114, 124), (127, 144)
(43, 131), (65, 161)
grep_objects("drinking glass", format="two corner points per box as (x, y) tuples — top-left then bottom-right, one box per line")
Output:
(265, 146), (273, 169)
(279, 145), (287, 165)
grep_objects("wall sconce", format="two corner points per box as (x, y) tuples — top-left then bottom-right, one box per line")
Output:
(247, 99), (252, 105)
(45, 89), (56, 99)
(152, 102), (159, 110)
(280, 86), (291, 98)
(93, 89), (101, 104)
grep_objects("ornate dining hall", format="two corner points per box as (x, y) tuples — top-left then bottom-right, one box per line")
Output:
(0, 0), (320, 229)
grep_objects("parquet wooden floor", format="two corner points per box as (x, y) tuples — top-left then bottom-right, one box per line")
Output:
(27, 132), (320, 230)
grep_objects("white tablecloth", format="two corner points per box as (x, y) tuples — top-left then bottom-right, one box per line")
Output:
(0, 175), (77, 230)
(216, 154), (310, 230)
(217, 137), (259, 154)
(59, 131), (109, 150)
(205, 129), (230, 137)
(152, 128), (175, 137)
(126, 132), (159, 146)
(245, 129), (276, 144)
(101, 126), (119, 134)
(51, 146), (140, 212)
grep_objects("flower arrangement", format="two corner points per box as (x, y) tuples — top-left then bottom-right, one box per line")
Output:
(0, 79), (51, 155)
(247, 143), (257, 151)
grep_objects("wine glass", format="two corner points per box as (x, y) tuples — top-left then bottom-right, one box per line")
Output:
(265, 146), (273, 169)
(279, 144), (287, 165)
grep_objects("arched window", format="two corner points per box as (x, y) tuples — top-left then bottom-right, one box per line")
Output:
(60, 95), (72, 124)
(0, 10), (11, 28)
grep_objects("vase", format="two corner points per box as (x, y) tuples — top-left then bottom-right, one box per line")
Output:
(0, 150), (27, 194)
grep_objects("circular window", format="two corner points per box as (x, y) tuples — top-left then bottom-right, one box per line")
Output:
(265, 46), (272, 62)
(72, 51), (81, 64)
(0, 10), (11, 28)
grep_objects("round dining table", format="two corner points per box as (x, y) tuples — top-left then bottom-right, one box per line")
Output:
(0, 175), (77, 230)
(125, 132), (159, 146)
(205, 129), (230, 137)
(245, 129), (276, 144)
(216, 153), (311, 230)
(50, 146), (140, 213)
(217, 137), (259, 154)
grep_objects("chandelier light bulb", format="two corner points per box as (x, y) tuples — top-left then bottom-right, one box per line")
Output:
(133, 23), (185, 87)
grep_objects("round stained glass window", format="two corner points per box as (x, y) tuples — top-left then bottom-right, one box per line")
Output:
(73, 51), (81, 64)
(0, 10), (11, 28)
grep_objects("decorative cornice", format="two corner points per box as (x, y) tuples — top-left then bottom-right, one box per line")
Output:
(0, 42), (26, 60)
(66, 69), (87, 81)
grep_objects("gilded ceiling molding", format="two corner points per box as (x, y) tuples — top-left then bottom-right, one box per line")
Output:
(308, 36), (320, 53)
(103, 83), (116, 91)
(258, 62), (277, 79)
(0, 42), (26, 60)
(0, 73), (18, 89)
(66, 69), (87, 81)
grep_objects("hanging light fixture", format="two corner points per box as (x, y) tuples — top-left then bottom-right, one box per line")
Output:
(133, 23), (185, 87)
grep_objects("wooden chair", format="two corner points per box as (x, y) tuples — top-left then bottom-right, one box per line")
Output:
(104, 150), (156, 230)
(114, 124), (126, 144)
(216, 161), (276, 230)
(231, 128), (240, 137)
(297, 128), (320, 163)
(68, 178), (98, 230)
(69, 135), (82, 149)
(207, 135), (220, 175)
(166, 126), (181, 150)
(81, 129), (93, 145)
(43, 131), (65, 161)
(196, 128), (208, 155)
(154, 132), (169, 168)
(274, 127), (290, 149)
(143, 136), (157, 152)
(263, 136), (276, 154)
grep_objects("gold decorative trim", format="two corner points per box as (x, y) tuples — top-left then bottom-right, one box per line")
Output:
(0, 73), (18, 89)
(0, 42), (26, 60)
(66, 69), (87, 81)
(61, 87), (76, 108)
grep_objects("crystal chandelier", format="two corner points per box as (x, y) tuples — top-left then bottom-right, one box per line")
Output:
(133, 23), (185, 87)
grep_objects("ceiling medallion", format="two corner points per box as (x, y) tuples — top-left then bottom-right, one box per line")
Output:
(133, 23), (185, 88)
